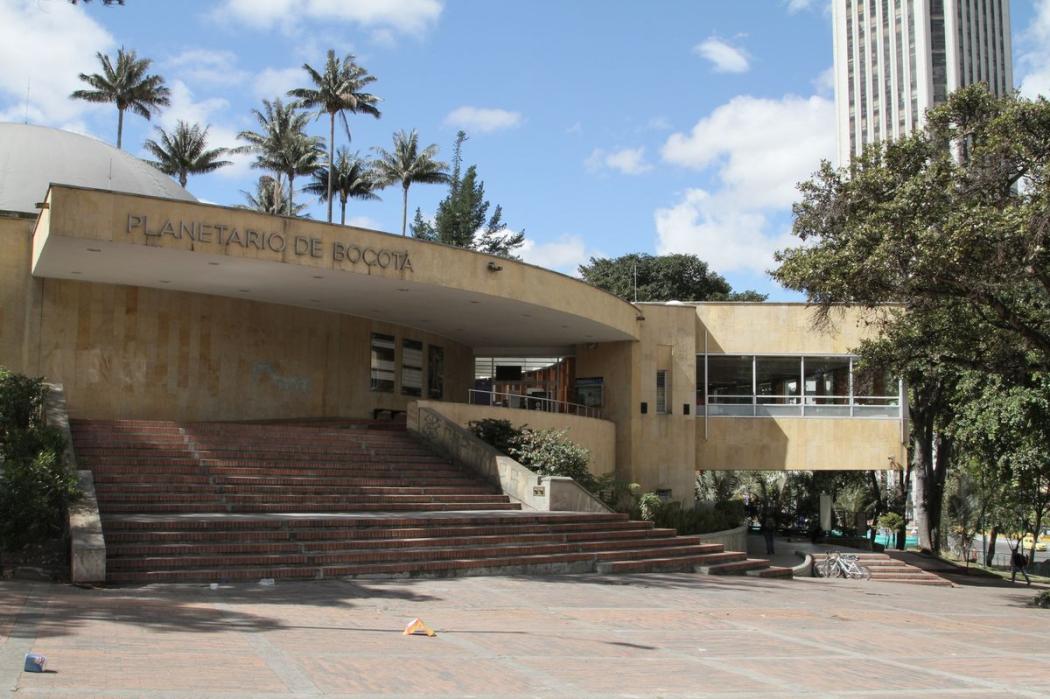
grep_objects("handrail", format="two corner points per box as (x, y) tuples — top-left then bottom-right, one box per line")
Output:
(467, 389), (601, 419)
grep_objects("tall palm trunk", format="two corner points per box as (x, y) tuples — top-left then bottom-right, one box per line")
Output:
(288, 173), (296, 214)
(117, 108), (125, 149)
(401, 183), (409, 236)
(327, 112), (335, 223)
(340, 197), (347, 225)
(179, 171), (188, 188)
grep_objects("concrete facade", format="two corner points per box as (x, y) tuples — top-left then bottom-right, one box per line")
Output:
(0, 168), (908, 507)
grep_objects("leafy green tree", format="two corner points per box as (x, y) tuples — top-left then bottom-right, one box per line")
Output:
(579, 253), (767, 302)
(774, 85), (1050, 553)
(288, 50), (380, 223)
(70, 47), (170, 149)
(952, 373), (1050, 562)
(372, 130), (449, 236)
(304, 148), (379, 225)
(143, 121), (230, 188)
(411, 131), (525, 258)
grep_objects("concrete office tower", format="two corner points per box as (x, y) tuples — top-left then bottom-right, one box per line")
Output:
(833, 0), (1013, 164)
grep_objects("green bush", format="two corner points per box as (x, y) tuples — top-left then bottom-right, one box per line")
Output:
(511, 427), (595, 491)
(878, 512), (904, 532)
(469, 418), (596, 491)
(642, 500), (743, 535)
(1033, 590), (1050, 609)
(594, 476), (641, 514)
(468, 418), (522, 456)
(0, 369), (80, 553)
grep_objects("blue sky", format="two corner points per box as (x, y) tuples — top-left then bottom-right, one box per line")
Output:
(0, 0), (1046, 299)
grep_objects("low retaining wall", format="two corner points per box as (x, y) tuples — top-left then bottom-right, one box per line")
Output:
(45, 383), (106, 584)
(408, 405), (610, 514)
(696, 524), (748, 553)
(411, 400), (616, 476)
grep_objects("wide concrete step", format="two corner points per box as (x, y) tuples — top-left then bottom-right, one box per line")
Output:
(595, 549), (738, 574)
(746, 565), (794, 578)
(102, 519), (656, 545)
(697, 558), (771, 575)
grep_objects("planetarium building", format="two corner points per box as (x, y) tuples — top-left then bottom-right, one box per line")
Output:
(1, 123), (906, 505)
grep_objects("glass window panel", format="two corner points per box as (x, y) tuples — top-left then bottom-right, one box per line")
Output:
(709, 404), (754, 417)
(370, 333), (395, 392)
(805, 356), (851, 405)
(707, 355), (752, 401)
(427, 345), (444, 400)
(756, 357), (801, 404)
(656, 370), (669, 414)
(401, 339), (423, 397)
(756, 404), (802, 417)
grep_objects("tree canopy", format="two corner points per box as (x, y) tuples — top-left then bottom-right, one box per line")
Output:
(578, 253), (766, 303)
(773, 85), (1050, 553)
(410, 131), (525, 258)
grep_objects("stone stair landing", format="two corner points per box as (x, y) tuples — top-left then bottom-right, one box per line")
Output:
(70, 419), (778, 585)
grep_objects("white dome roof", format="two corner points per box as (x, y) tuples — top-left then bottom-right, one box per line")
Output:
(0, 123), (196, 214)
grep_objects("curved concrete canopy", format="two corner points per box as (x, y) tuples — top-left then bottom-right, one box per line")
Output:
(0, 124), (195, 215)
(32, 186), (640, 353)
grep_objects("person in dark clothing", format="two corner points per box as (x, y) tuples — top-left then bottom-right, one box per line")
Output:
(762, 516), (776, 555)
(1011, 547), (1031, 585)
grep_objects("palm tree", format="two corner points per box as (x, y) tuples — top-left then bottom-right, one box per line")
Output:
(143, 121), (231, 188)
(70, 47), (170, 149)
(288, 50), (381, 224)
(281, 133), (325, 213)
(236, 99), (320, 216)
(242, 176), (306, 217)
(372, 130), (449, 236)
(304, 149), (380, 225)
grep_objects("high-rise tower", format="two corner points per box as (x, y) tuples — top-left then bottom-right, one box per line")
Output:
(833, 0), (1013, 165)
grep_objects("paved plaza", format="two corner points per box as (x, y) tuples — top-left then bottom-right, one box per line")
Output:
(1, 573), (1048, 698)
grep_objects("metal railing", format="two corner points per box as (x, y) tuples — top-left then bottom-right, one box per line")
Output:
(697, 393), (901, 418)
(467, 389), (601, 419)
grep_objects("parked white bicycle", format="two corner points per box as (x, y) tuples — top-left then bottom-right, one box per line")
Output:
(817, 552), (871, 580)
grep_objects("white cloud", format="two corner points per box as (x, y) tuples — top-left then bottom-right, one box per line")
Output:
(813, 66), (835, 96)
(662, 94), (834, 208)
(654, 190), (795, 275)
(253, 67), (305, 100)
(694, 37), (750, 74)
(1019, 0), (1050, 99)
(155, 80), (253, 180)
(347, 215), (380, 230)
(519, 235), (598, 276)
(212, 0), (442, 35)
(565, 121), (583, 135)
(645, 116), (672, 131)
(444, 106), (522, 133)
(655, 91), (835, 274)
(785, 0), (817, 13)
(0, 0), (114, 126)
(585, 147), (653, 175)
(166, 49), (249, 87)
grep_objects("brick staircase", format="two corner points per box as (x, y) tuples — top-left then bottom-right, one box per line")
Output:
(71, 419), (787, 584)
(817, 551), (953, 587)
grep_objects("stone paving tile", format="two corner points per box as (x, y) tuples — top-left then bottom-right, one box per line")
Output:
(0, 587), (28, 646)
(728, 655), (975, 693)
(916, 655), (1050, 686)
(306, 656), (541, 695)
(15, 647), (288, 693)
(515, 656), (774, 695)
(2, 575), (1049, 697)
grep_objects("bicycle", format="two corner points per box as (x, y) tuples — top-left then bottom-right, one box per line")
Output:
(817, 552), (871, 580)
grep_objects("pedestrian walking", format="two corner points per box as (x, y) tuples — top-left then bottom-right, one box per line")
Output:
(762, 515), (776, 555)
(1010, 546), (1031, 585)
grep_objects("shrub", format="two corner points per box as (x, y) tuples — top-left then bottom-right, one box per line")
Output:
(0, 369), (80, 553)
(594, 476), (641, 514)
(511, 427), (595, 491)
(468, 418), (523, 456)
(469, 418), (596, 491)
(1033, 591), (1050, 609)
(878, 512), (904, 532)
